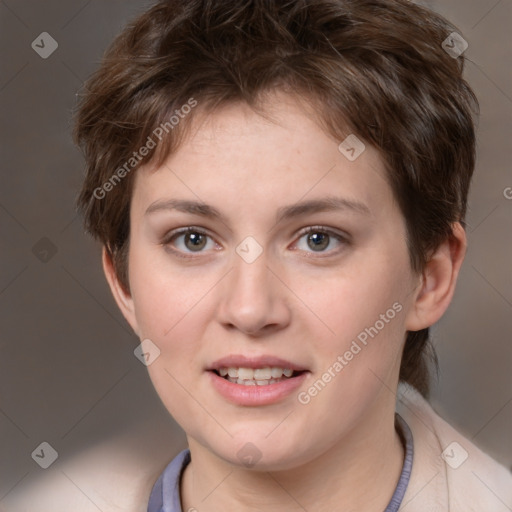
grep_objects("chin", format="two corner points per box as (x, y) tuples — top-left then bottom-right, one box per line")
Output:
(206, 436), (308, 472)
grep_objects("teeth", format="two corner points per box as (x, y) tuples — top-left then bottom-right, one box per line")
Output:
(254, 368), (272, 380)
(238, 368), (254, 380)
(237, 378), (256, 385)
(219, 366), (297, 384)
(271, 367), (283, 378)
(232, 377), (277, 386)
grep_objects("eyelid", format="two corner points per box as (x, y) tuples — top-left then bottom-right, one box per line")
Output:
(294, 225), (351, 243)
(161, 225), (212, 244)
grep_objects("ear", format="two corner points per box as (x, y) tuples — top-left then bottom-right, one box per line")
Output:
(405, 222), (467, 331)
(102, 246), (140, 337)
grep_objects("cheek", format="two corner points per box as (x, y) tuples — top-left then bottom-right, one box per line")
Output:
(295, 273), (407, 439)
(291, 250), (411, 420)
(293, 252), (410, 356)
(128, 243), (210, 340)
(127, 251), (214, 426)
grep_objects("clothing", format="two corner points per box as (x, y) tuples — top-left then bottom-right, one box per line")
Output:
(396, 383), (512, 511)
(148, 383), (512, 511)
(147, 413), (415, 511)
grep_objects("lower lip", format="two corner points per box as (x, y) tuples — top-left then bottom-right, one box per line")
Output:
(208, 371), (309, 406)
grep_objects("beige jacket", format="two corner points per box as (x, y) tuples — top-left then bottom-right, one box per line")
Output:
(396, 383), (512, 511)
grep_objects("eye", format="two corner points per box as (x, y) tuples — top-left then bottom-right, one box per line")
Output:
(162, 225), (349, 259)
(162, 227), (218, 258)
(293, 226), (349, 255)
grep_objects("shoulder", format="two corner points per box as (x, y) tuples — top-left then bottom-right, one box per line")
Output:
(397, 383), (512, 511)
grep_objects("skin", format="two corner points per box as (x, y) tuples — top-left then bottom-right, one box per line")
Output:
(103, 92), (466, 512)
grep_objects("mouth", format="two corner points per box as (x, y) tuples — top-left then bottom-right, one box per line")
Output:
(210, 366), (307, 386)
(206, 355), (310, 405)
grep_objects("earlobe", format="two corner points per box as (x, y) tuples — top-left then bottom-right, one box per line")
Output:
(101, 246), (140, 336)
(405, 222), (467, 332)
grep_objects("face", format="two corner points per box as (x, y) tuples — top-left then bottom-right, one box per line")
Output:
(118, 93), (422, 470)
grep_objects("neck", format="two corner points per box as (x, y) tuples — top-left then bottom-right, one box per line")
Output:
(181, 393), (404, 512)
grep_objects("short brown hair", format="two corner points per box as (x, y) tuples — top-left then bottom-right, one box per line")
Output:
(74, 0), (479, 397)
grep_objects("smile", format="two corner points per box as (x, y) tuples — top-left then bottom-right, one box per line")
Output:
(214, 366), (303, 386)
(208, 367), (309, 406)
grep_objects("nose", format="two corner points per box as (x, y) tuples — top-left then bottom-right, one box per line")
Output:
(216, 248), (291, 336)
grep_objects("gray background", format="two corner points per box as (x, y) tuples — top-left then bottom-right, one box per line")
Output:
(0, 0), (511, 509)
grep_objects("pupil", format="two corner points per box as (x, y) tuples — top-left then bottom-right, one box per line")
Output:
(308, 232), (328, 251)
(186, 232), (206, 251)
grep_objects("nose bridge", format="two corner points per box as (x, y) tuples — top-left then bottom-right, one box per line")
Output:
(232, 244), (270, 295)
(217, 241), (289, 334)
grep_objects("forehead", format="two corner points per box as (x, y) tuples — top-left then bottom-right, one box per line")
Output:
(131, 94), (395, 222)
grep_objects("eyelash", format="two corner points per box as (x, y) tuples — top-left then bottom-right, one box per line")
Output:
(162, 225), (350, 260)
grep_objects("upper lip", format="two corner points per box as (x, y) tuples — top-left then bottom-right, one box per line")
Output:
(207, 354), (309, 372)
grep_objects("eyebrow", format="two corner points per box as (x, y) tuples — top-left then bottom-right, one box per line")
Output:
(145, 196), (371, 223)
